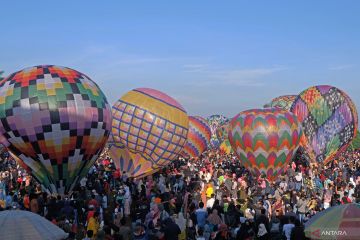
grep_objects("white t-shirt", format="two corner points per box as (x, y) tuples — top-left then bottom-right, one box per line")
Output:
(348, 189), (355, 201)
(206, 198), (215, 209)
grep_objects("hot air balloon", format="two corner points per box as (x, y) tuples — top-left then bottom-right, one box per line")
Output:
(0, 65), (111, 194)
(110, 88), (188, 178)
(228, 109), (302, 181)
(219, 139), (233, 154)
(207, 115), (229, 149)
(290, 85), (358, 164)
(180, 116), (211, 159)
(267, 95), (297, 111)
(108, 136), (155, 177)
(216, 122), (230, 143)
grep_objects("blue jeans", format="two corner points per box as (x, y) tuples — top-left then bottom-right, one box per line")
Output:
(298, 212), (305, 222)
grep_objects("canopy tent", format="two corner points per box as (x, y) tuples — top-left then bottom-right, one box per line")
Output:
(0, 210), (68, 240)
(304, 203), (360, 240)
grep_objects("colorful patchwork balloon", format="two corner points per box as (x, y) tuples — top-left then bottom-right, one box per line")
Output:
(181, 116), (211, 158)
(207, 115), (229, 149)
(268, 95), (297, 111)
(228, 109), (302, 181)
(0, 65), (111, 194)
(111, 88), (188, 178)
(290, 85), (358, 164)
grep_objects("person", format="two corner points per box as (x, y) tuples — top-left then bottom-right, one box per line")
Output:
(163, 217), (181, 240)
(236, 220), (254, 240)
(196, 202), (208, 229)
(87, 212), (100, 239)
(269, 216), (281, 239)
(174, 212), (186, 240)
(272, 196), (284, 216)
(206, 183), (214, 198)
(348, 184), (355, 201)
(207, 208), (223, 226)
(296, 194), (308, 222)
(196, 228), (206, 240)
(30, 194), (39, 214)
(117, 218), (131, 240)
(282, 216), (295, 240)
(23, 193), (30, 210)
(290, 219), (306, 240)
(206, 193), (215, 209)
(257, 222), (269, 240)
(323, 188), (332, 209)
(133, 222), (147, 240)
(341, 191), (352, 204)
(83, 230), (93, 240)
(255, 208), (269, 233)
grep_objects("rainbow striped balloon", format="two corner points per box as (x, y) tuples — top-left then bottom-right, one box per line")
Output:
(111, 88), (188, 177)
(108, 135), (155, 177)
(228, 108), (302, 181)
(181, 116), (211, 158)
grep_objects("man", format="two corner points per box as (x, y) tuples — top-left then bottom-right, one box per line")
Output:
(296, 194), (308, 222)
(163, 217), (181, 240)
(195, 202), (208, 228)
(206, 194), (215, 209)
(283, 216), (295, 240)
(118, 218), (131, 240)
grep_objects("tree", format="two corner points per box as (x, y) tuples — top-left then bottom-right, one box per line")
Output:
(0, 71), (4, 81)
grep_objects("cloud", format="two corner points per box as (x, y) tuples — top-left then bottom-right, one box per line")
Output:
(182, 64), (209, 72)
(114, 57), (171, 65)
(329, 64), (355, 70)
(186, 66), (286, 87)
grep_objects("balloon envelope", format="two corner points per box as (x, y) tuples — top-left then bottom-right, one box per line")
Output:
(228, 109), (302, 181)
(290, 85), (358, 164)
(108, 136), (156, 178)
(207, 115), (229, 149)
(216, 122), (230, 143)
(181, 116), (211, 158)
(0, 65), (111, 194)
(111, 88), (188, 177)
(269, 95), (297, 111)
(219, 139), (233, 154)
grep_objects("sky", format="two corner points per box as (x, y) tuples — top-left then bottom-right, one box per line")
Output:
(1, 1), (360, 118)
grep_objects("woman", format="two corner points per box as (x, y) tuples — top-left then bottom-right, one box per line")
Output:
(272, 196), (284, 217)
(207, 209), (223, 226)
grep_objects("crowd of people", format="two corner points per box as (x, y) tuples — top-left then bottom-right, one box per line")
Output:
(0, 146), (359, 240)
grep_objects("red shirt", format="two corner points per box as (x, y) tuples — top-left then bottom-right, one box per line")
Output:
(87, 210), (95, 222)
(88, 199), (99, 209)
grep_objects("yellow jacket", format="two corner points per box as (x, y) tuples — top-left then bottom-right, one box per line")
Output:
(87, 217), (99, 238)
(206, 186), (214, 198)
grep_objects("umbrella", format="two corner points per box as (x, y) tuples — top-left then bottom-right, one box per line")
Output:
(304, 203), (360, 240)
(0, 210), (68, 240)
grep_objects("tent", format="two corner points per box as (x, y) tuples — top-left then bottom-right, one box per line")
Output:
(0, 210), (68, 240)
